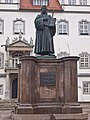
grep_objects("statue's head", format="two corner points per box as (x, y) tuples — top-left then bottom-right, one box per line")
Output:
(41, 5), (47, 14)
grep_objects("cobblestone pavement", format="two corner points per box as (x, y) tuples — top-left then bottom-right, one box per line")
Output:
(83, 111), (90, 120)
(0, 110), (12, 120)
(80, 103), (90, 120)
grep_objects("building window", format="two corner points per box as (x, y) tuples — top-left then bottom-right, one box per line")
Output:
(13, 18), (25, 34)
(0, 0), (3, 2)
(0, 85), (3, 95)
(83, 82), (90, 94)
(33, 0), (48, 6)
(79, 52), (90, 68)
(79, 20), (89, 35)
(69, 0), (76, 5)
(0, 18), (4, 34)
(57, 19), (69, 35)
(80, 0), (87, 5)
(61, 0), (64, 4)
(5, 0), (12, 3)
(0, 0), (12, 3)
(0, 0), (18, 3)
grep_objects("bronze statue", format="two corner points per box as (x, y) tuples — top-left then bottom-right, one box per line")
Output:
(34, 5), (56, 55)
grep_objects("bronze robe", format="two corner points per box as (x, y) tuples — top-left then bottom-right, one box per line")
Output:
(34, 13), (56, 55)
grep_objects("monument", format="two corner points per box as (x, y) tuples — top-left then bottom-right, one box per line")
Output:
(12, 5), (88, 120)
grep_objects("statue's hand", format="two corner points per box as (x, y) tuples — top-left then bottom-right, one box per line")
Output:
(43, 17), (48, 21)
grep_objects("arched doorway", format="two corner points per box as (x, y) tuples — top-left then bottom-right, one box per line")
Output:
(12, 78), (18, 98)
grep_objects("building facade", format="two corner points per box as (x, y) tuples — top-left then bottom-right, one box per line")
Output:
(56, 0), (90, 102)
(0, 0), (89, 102)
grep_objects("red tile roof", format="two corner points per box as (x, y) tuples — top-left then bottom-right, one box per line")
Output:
(20, 0), (62, 11)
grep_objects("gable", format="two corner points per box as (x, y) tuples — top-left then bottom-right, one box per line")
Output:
(10, 41), (30, 47)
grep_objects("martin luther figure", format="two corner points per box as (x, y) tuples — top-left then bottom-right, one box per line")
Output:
(34, 5), (56, 55)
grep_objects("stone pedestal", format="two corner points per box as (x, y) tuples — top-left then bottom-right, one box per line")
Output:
(14, 56), (88, 120)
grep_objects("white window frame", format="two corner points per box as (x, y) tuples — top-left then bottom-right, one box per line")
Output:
(83, 81), (90, 94)
(33, 0), (48, 6)
(0, 0), (18, 3)
(69, 0), (76, 5)
(0, 85), (3, 95)
(79, 52), (90, 68)
(80, 0), (87, 5)
(0, 18), (4, 34)
(79, 20), (89, 35)
(57, 19), (69, 35)
(13, 18), (25, 34)
(0, 0), (5, 2)
(5, 0), (12, 3)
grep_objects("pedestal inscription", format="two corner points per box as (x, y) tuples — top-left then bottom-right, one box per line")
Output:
(40, 72), (56, 86)
(40, 72), (56, 100)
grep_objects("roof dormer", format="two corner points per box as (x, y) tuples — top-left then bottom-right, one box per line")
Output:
(20, 0), (62, 11)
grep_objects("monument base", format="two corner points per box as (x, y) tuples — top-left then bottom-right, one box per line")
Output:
(12, 113), (88, 120)
(14, 103), (88, 120)
(15, 103), (82, 114)
(15, 56), (88, 120)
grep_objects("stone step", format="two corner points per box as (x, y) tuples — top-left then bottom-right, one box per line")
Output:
(2, 117), (11, 120)
(0, 100), (16, 110)
(0, 115), (11, 120)
(80, 103), (90, 108)
(12, 113), (88, 120)
(2, 118), (11, 120)
(80, 103), (90, 115)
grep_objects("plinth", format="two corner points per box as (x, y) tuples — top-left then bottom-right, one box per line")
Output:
(13, 56), (88, 120)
